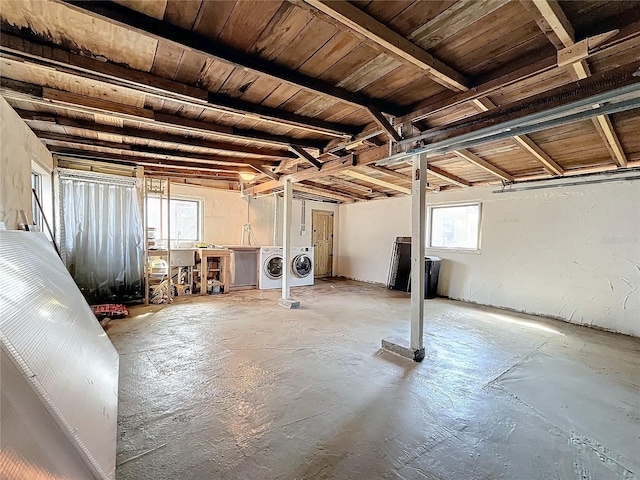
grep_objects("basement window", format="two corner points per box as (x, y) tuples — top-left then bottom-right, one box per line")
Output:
(428, 203), (481, 250)
(147, 196), (202, 244)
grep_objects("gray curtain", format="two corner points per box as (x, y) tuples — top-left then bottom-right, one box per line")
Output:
(59, 170), (143, 303)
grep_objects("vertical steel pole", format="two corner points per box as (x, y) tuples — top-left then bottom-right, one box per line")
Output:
(410, 152), (427, 358)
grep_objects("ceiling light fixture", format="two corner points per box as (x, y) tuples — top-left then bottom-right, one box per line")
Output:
(239, 172), (257, 181)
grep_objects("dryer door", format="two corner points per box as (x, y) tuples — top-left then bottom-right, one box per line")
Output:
(292, 254), (313, 278)
(265, 255), (283, 280)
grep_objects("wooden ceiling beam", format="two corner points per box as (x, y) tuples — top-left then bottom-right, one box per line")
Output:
(39, 134), (278, 167)
(528, 0), (628, 168)
(399, 23), (637, 126)
(293, 184), (354, 203)
(367, 106), (402, 142)
(453, 149), (514, 182)
(511, 135), (565, 175)
(58, 0), (402, 115)
(328, 177), (373, 194)
(18, 110), (296, 160)
(289, 145), (323, 170)
(426, 166), (470, 188)
(362, 165), (411, 183)
(301, 181), (369, 201)
(141, 166), (241, 181)
(244, 154), (358, 196)
(0, 78), (325, 150)
(471, 97), (564, 176)
(299, 0), (469, 92)
(250, 166), (279, 181)
(342, 170), (411, 195)
(0, 33), (357, 138)
(50, 147), (256, 174)
(526, 0), (575, 48)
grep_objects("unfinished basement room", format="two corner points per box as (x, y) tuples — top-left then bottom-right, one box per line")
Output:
(1, 1), (639, 479)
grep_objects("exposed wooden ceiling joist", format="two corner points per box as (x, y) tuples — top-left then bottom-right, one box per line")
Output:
(302, 180), (369, 201)
(342, 170), (411, 195)
(293, 184), (354, 203)
(471, 96), (564, 176)
(18, 110), (296, 160)
(426, 166), (470, 188)
(394, 62), (640, 152)
(50, 147), (257, 175)
(453, 150), (514, 182)
(329, 177), (373, 194)
(1, 78), (326, 150)
(398, 23), (637, 126)
(366, 105), (401, 142)
(289, 145), (323, 170)
(529, 0), (628, 168)
(0, 33), (357, 138)
(37, 132), (279, 168)
(363, 165), (411, 183)
(298, 0), (469, 92)
(57, 0), (403, 116)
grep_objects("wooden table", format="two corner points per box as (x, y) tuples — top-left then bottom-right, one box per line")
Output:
(198, 248), (231, 295)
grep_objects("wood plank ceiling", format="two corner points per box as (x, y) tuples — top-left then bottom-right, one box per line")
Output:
(1, 0), (639, 202)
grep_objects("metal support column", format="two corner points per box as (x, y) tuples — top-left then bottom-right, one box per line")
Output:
(381, 152), (427, 362)
(409, 152), (426, 359)
(279, 178), (300, 308)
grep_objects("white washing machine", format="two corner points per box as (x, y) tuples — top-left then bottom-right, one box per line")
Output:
(289, 247), (314, 287)
(259, 246), (283, 290)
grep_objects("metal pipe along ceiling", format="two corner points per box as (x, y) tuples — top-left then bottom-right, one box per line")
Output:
(378, 77), (640, 167)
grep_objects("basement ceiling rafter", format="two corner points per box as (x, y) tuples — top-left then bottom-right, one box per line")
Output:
(17, 110), (296, 160)
(1, 0), (638, 200)
(297, 0), (469, 92)
(529, 0), (628, 168)
(0, 78), (326, 150)
(0, 33), (358, 138)
(56, 0), (403, 116)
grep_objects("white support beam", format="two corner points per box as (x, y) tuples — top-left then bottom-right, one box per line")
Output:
(279, 178), (299, 309)
(380, 153), (427, 362)
(410, 152), (427, 358)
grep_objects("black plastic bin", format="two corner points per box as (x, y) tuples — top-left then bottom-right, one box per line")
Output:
(405, 256), (441, 299)
(424, 256), (441, 299)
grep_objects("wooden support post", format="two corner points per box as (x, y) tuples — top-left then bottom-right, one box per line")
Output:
(279, 178), (299, 309)
(410, 152), (427, 359)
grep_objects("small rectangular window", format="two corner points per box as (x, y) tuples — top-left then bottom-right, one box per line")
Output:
(147, 196), (201, 242)
(428, 203), (481, 250)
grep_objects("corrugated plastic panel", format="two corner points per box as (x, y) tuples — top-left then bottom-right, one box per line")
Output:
(0, 231), (119, 479)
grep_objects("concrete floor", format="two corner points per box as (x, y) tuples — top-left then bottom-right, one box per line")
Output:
(106, 279), (640, 480)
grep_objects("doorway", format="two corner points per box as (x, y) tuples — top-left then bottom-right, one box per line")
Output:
(311, 209), (334, 277)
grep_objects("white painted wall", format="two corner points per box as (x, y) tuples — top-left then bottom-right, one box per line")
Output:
(0, 97), (54, 229)
(167, 184), (339, 272)
(337, 176), (640, 337)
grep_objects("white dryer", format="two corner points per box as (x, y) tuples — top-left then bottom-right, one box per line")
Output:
(259, 246), (283, 290)
(289, 247), (314, 287)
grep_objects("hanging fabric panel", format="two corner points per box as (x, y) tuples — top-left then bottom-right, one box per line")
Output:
(59, 169), (143, 303)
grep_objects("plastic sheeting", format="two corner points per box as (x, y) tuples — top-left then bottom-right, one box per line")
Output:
(0, 231), (119, 480)
(59, 169), (143, 303)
